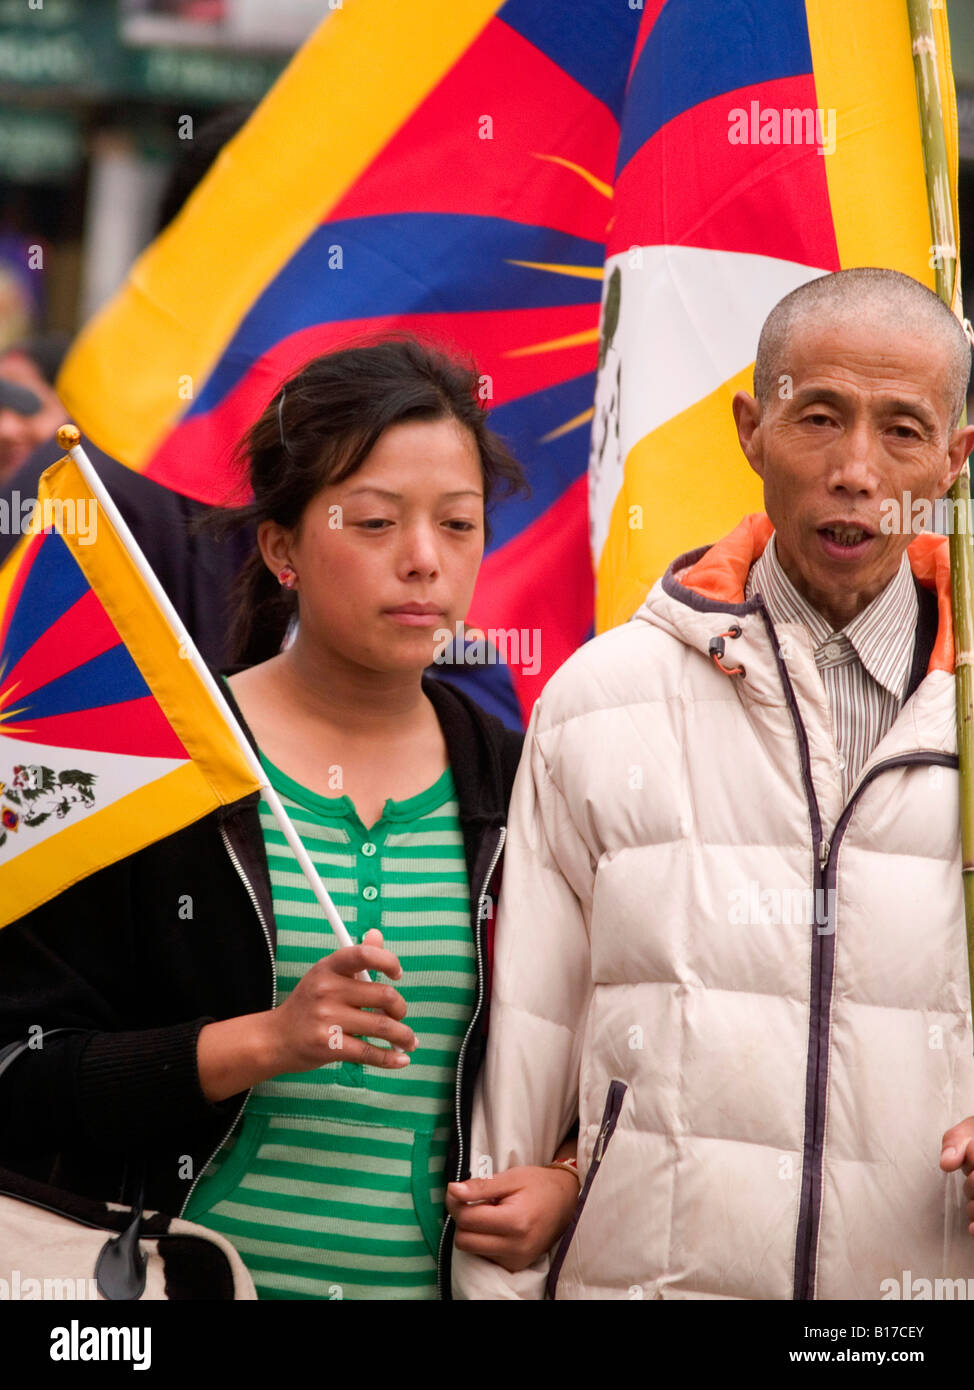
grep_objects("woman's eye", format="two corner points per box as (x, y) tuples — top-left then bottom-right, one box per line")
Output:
(358, 519), (392, 530)
(444, 520), (477, 531)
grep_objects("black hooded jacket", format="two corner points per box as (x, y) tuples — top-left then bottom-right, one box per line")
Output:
(0, 673), (522, 1297)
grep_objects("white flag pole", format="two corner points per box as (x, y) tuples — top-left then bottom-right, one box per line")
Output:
(54, 425), (359, 957)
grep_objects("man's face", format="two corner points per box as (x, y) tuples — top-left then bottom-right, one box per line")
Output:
(733, 317), (974, 629)
(0, 352), (67, 484)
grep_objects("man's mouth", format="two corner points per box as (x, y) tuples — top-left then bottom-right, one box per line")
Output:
(818, 523), (873, 548)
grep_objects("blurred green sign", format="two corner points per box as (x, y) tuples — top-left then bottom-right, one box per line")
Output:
(0, 0), (286, 102)
(0, 108), (81, 180)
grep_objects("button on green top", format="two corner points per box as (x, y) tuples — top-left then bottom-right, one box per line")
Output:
(362, 885), (378, 901)
(362, 842), (377, 856)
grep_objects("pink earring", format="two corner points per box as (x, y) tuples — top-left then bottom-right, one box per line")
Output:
(278, 565), (297, 590)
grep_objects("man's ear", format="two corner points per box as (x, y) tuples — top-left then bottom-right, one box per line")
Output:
(733, 390), (764, 479)
(942, 423), (974, 494)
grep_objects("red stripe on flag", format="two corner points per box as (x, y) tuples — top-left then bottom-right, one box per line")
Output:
(3, 589), (121, 703)
(144, 305), (599, 502)
(2, 696), (189, 758)
(0, 530), (44, 656)
(626, 1), (667, 86)
(331, 17), (618, 244)
(607, 75), (840, 269)
(468, 474), (593, 719)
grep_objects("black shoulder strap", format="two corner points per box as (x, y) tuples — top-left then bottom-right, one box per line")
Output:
(903, 575), (940, 704)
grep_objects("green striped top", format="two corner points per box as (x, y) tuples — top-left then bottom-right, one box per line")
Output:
(184, 753), (476, 1300)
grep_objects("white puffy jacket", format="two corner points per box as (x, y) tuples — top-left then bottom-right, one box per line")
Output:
(452, 515), (974, 1301)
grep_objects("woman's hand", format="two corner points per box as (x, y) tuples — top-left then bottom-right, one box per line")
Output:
(446, 1163), (579, 1273)
(264, 928), (415, 1073)
(197, 929), (415, 1101)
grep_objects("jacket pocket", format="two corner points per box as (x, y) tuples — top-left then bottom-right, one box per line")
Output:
(545, 1079), (627, 1300)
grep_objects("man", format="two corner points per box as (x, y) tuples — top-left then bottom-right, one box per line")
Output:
(449, 268), (974, 1300)
(0, 338), (68, 485)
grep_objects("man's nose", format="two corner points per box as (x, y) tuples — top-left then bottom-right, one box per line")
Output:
(827, 420), (881, 495)
(0, 412), (27, 472)
(0, 409), (25, 443)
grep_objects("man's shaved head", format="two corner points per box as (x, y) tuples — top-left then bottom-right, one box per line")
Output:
(753, 267), (972, 428)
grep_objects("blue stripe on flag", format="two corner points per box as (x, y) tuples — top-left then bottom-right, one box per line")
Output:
(189, 215), (604, 414)
(15, 644), (149, 720)
(498, 0), (642, 120)
(484, 371), (595, 552)
(1, 531), (89, 676)
(615, 0), (813, 177)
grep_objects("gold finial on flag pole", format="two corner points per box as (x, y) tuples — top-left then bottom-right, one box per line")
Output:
(56, 424), (81, 450)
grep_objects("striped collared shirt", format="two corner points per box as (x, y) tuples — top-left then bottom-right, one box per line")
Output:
(745, 533), (917, 800)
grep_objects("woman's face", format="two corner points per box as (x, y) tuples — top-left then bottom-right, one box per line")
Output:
(264, 416), (486, 676)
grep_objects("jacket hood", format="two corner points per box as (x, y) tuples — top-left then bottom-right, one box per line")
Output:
(638, 512), (955, 677)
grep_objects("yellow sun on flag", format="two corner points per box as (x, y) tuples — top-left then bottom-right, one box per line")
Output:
(0, 664), (29, 736)
(497, 153), (610, 446)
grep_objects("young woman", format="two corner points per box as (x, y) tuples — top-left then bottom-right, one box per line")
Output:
(0, 339), (578, 1299)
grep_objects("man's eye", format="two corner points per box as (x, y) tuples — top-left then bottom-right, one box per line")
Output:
(802, 413), (834, 427)
(358, 519), (392, 530)
(890, 425), (921, 440)
(444, 520), (477, 531)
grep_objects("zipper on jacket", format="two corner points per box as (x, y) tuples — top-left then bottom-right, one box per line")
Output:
(177, 825), (277, 1220)
(545, 1080), (628, 1300)
(793, 749), (957, 1300)
(436, 825), (506, 1298)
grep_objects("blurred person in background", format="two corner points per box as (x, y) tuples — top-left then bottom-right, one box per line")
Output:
(0, 254), (36, 357)
(0, 335), (70, 485)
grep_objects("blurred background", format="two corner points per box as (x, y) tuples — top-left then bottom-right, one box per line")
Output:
(0, 0), (972, 350)
(0, 0), (325, 344)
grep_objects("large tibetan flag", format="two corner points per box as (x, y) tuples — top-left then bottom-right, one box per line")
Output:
(591, 0), (961, 632)
(0, 457), (260, 927)
(57, 0), (643, 721)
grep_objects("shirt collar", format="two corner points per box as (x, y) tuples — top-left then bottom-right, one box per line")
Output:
(746, 534), (918, 700)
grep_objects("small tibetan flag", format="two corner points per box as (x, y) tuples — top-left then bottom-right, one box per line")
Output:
(0, 455), (260, 927)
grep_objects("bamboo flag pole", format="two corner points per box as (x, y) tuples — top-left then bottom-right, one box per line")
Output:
(54, 424), (362, 965)
(907, 0), (974, 1038)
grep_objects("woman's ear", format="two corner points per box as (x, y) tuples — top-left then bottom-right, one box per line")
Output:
(257, 519), (293, 579)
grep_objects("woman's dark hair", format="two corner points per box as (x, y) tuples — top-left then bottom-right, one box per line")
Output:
(219, 336), (528, 665)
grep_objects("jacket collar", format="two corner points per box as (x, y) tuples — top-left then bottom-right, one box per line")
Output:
(658, 513), (955, 677)
(421, 675), (511, 829)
